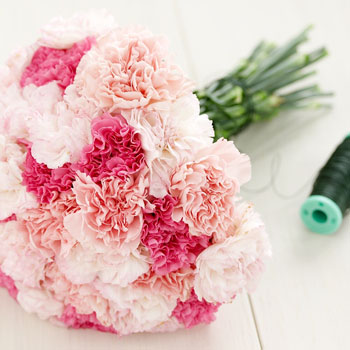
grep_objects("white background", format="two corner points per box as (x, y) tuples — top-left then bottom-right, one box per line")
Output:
(0, 1), (349, 349)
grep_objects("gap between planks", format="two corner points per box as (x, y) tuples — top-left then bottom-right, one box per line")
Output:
(248, 294), (263, 349)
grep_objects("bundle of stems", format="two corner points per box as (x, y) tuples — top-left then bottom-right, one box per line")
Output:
(195, 26), (332, 139)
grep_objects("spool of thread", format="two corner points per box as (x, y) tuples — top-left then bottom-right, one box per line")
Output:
(300, 134), (350, 234)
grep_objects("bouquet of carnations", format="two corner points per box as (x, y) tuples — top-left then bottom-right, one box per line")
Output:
(0, 10), (272, 336)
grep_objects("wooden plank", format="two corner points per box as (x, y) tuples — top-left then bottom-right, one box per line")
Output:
(0, 290), (260, 350)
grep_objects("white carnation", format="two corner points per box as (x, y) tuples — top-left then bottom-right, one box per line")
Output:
(38, 9), (118, 49)
(0, 135), (37, 220)
(56, 244), (149, 287)
(17, 285), (63, 320)
(194, 202), (271, 303)
(95, 280), (176, 335)
(27, 103), (92, 168)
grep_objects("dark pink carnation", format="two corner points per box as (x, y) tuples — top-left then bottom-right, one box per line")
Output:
(141, 195), (210, 275)
(59, 305), (117, 334)
(0, 214), (17, 223)
(20, 36), (95, 90)
(172, 289), (220, 329)
(73, 113), (145, 182)
(0, 268), (18, 300)
(22, 147), (75, 204)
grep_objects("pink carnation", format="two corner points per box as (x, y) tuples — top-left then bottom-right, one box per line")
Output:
(0, 268), (18, 299)
(59, 305), (117, 334)
(172, 289), (220, 329)
(64, 171), (148, 256)
(20, 191), (78, 259)
(22, 147), (75, 204)
(134, 268), (194, 302)
(72, 27), (194, 111)
(141, 195), (209, 275)
(170, 139), (251, 241)
(73, 113), (145, 183)
(20, 36), (95, 90)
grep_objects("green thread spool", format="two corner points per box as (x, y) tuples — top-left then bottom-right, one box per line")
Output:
(301, 134), (350, 234)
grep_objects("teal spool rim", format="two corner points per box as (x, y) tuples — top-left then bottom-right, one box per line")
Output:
(300, 195), (343, 234)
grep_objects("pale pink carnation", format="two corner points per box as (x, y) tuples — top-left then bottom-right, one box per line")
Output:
(41, 262), (78, 303)
(64, 172), (148, 256)
(20, 37), (95, 90)
(172, 289), (220, 329)
(194, 202), (271, 303)
(0, 220), (47, 288)
(134, 268), (194, 302)
(73, 113), (145, 182)
(63, 83), (104, 119)
(20, 191), (78, 259)
(22, 146), (75, 204)
(0, 267), (18, 299)
(170, 138), (251, 240)
(72, 27), (194, 111)
(141, 195), (209, 275)
(122, 94), (214, 198)
(44, 189), (79, 218)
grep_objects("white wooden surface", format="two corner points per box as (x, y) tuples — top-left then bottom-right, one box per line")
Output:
(1, 1), (349, 349)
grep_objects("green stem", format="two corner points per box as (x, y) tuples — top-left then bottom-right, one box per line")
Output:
(195, 26), (331, 139)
